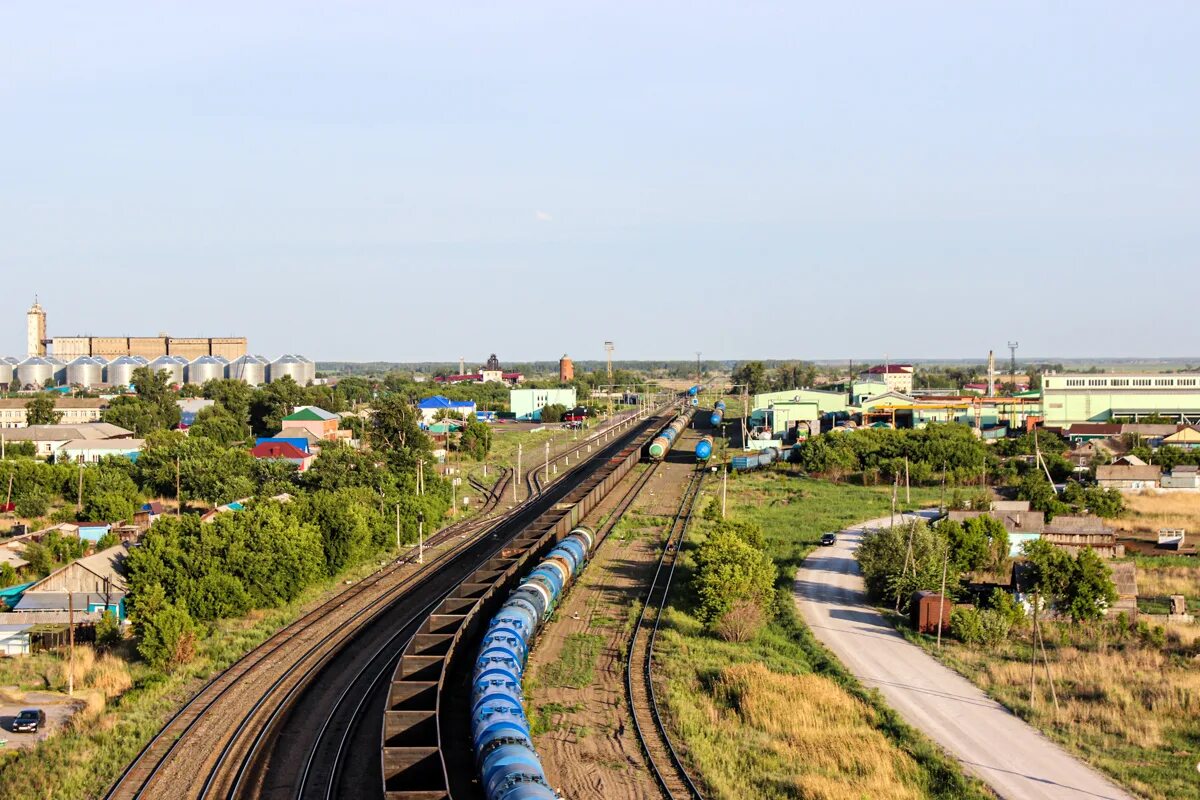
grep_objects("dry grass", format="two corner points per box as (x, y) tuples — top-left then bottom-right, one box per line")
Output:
(695, 662), (926, 800)
(925, 625), (1200, 800)
(1138, 565), (1200, 597)
(1112, 491), (1200, 539)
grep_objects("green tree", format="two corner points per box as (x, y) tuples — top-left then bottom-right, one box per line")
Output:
(1064, 548), (1118, 622)
(857, 521), (958, 610)
(188, 405), (251, 446)
(539, 404), (567, 423)
(1021, 538), (1073, 599)
(102, 367), (181, 434)
(137, 603), (197, 670)
(731, 361), (769, 395)
(95, 609), (122, 650)
(0, 562), (18, 589)
(457, 418), (493, 461)
(14, 491), (49, 520)
(692, 528), (776, 625)
(25, 393), (63, 425)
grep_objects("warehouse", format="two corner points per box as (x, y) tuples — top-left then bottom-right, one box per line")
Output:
(1041, 372), (1200, 426)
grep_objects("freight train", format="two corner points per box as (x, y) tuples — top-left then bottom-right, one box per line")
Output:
(687, 385), (699, 396)
(471, 526), (596, 800)
(709, 399), (726, 427)
(731, 446), (779, 472)
(648, 409), (694, 460)
(695, 435), (713, 462)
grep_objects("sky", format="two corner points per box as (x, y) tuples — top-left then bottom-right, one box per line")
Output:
(2, 2), (1198, 363)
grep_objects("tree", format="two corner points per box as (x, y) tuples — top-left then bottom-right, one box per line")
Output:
(1021, 539), (1073, 600)
(137, 603), (197, 670)
(731, 361), (769, 395)
(1064, 548), (1118, 623)
(857, 521), (959, 610)
(102, 367), (181, 435)
(14, 491), (49, 520)
(692, 528), (776, 625)
(457, 418), (493, 461)
(25, 393), (62, 425)
(188, 405), (251, 446)
(95, 609), (122, 650)
(539, 404), (567, 423)
(0, 562), (18, 589)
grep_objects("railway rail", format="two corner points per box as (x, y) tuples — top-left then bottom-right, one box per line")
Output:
(625, 468), (706, 800)
(103, 469), (516, 800)
(383, 407), (678, 800)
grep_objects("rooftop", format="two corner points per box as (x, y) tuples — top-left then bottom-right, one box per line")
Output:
(251, 441), (311, 460)
(0, 423), (133, 442)
(864, 364), (914, 374)
(282, 406), (337, 422)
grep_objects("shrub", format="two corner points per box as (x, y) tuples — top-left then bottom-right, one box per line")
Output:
(95, 610), (123, 650)
(138, 604), (198, 671)
(692, 529), (776, 626)
(951, 607), (984, 646)
(977, 609), (1012, 647)
(15, 491), (49, 519)
(714, 599), (766, 642)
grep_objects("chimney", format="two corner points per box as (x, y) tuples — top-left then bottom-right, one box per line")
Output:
(987, 351), (996, 397)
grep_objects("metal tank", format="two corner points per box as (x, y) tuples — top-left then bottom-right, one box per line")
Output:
(0, 356), (17, 387)
(297, 354), (316, 385)
(228, 354), (268, 386)
(105, 356), (142, 388)
(269, 354), (306, 384)
(187, 355), (227, 385)
(46, 356), (68, 386)
(66, 356), (105, 388)
(695, 435), (714, 461)
(16, 356), (55, 389)
(148, 355), (186, 386)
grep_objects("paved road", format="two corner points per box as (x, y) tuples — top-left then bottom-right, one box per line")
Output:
(794, 514), (1138, 800)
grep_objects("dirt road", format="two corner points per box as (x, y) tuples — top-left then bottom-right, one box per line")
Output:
(795, 514), (1137, 800)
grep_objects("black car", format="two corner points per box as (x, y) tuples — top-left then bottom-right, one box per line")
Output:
(12, 709), (45, 733)
(820, 532), (837, 546)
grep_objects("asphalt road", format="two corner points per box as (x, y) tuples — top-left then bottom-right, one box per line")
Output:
(794, 514), (1138, 800)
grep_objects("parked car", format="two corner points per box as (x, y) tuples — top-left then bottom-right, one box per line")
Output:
(820, 532), (837, 546)
(12, 709), (45, 733)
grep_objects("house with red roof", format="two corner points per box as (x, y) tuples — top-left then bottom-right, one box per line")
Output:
(860, 363), (915, 395)
(250, 440), (315, 471)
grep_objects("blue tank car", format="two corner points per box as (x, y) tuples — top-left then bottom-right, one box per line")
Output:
(695, 435), (713, 461)
(471, 526), (596, 800)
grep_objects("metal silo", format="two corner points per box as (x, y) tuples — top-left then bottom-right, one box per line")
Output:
(228, 354), (267, 386)
(105, 356), (142, 388)
(16, 356), (55, 389)
(148, 355), (186, 386)
(66, 356), (105, 388)
(187, 355), (227, 385)
(46, 356), (67, 386)
(296, 354), (316, 385)
(0, 356), (17, 387)
(269, 354), (306, 384)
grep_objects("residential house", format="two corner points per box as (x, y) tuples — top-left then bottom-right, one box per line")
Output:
(56, 438), (144, 463)
(1096, 464), (1162, 490)
(250, 440), (315, 471)
(1064, 423), (1123, 444)
(281, 406), (340, 441)
(10, 543), (129, 621)
(1160, 426), (1200, 451)
(133, 502), (165, 531)
(0, 397), (108, 429)
(417, 395), (477, 426)
(0, 422), (134, 457)
(1042, 516), (1123, 558)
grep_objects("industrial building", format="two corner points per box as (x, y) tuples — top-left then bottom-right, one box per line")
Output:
(0, 397), (108, 429)
(435, 354), (524, 386)
(510, 388), (577, 421)
(1041, 372), (1200, 425)
(23, 299), (247, 360)
(859, 363), (915, 395)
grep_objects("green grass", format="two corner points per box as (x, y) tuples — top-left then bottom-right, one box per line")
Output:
(655, 470), (988, 800)
(536, 633), (605, 689)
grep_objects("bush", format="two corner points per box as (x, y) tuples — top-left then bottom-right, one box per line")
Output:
(714, 599), (765, 642)
(977, 608), (1012, 647)
(985, 587), (1026, 628)
(951, 606), (984, 646)
(692, 529), (776, 626)
(138, 604), (198, 671)
(15, 491), (49, 519)
(95, 610), (123, 650)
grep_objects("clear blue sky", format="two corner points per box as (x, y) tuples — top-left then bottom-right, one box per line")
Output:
(2, 3), (1197, 363)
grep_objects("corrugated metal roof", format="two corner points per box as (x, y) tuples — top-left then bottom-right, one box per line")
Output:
(282, 406), (337, 422)
(251, 441), (310, 460)
(1097, 465), (1162, 481)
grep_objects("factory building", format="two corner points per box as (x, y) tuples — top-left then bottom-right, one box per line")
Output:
(859, 364), (915, 395)
(510, 388), (577, 421)
(1041, 373), (1200, 426)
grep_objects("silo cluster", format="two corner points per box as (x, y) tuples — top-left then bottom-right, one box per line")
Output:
(148, 355), (188, 385)
(187, 355), (228, 385)
(228, 354), (268, 386)
(66, 356), (106, 388)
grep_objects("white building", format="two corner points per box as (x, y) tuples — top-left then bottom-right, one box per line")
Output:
(510, 388), (577, 421)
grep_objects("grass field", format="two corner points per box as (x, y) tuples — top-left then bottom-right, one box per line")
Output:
(656, 470), (986, 800)
(1112, 491), (1200, 541)
(904, 620), (1200, 800)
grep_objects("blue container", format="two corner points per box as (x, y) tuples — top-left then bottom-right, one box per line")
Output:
(710, 408), (725, 427)
(695, 436), (713, 461)
(688, 385), (699, 396)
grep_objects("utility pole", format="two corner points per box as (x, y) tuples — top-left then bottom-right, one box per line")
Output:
(175, 455), (181, 516)
(395, 503), (401, 553)
(905, 456), (910, 504)
(77, 462), (83, 513)
(722, 464), (728, 518)
(68, 591), (75, 697)
(544, 441), (550, 484)
(936, 545), (949, 649)
(417, 512), (424, 564)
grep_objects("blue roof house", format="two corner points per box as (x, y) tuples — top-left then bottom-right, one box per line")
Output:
(418, 396), (477, 426)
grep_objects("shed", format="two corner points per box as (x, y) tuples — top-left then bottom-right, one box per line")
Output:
(910, 591), (952, 634)
(75, 522), (112, 543)
(1096, 464), (1162, 490)
(0, 624), (32, 656)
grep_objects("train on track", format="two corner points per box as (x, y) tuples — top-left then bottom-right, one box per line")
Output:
(648, 408), (694, 460)
(695, 434), (713, 462)
(709, 400), (725, 427)
(731, 446), (779, 471)
(471, 526), (596, 800)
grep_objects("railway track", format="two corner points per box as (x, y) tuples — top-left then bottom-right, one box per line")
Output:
(384, 408), (677, 800)
(626, 467), (706, 800)
(104, 468), (514, 800)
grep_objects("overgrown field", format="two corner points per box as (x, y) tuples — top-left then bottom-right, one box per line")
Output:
(1112, 491), (1200, 541)
(657, 470), (984, 800)
(905, 620), (1200, 800)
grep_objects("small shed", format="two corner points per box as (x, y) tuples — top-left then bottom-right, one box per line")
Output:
(0, 624), (32, 656)
(910, 591), (952, 634)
